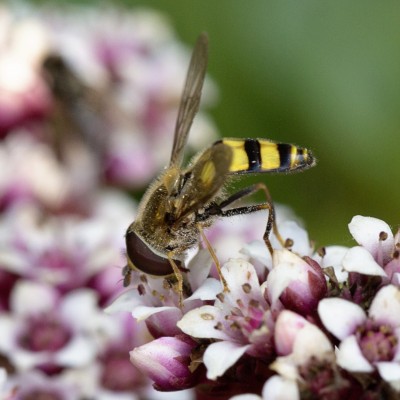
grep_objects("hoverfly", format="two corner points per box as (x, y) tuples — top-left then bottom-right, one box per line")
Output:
(42, 54), (109, 161)
(124, 33), (316, 302)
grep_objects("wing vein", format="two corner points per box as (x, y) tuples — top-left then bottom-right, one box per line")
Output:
(169, 32), (209, 167)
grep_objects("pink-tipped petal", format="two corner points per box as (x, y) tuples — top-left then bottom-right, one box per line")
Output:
(318, 298), (366, 340)
(342, 246), (386, 276)
(349, 216), (394, 261)
(274, 310), (309, 356)
(130, 335), (196, 391)
(369, 285), (400, 326)
(268, 250), (301, 303)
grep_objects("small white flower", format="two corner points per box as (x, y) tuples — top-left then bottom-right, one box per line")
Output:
(8, 369), (78, 400)
(0, 281), (111, 372)
(271, 316), (334, 379)
(0, 203), (122, 293)
(349, 216), (394, 265)
(178, 259), (274, 380)
(319, 285), (400, 389)
(262, 310), (336, 399)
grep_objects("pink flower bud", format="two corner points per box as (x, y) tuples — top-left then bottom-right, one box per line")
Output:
(130, 335), (197, 391)
(269, 250), (327, 315)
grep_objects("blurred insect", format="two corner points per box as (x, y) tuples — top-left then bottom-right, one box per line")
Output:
(124, 33), (316, 303)
(42, 54), (110, 162)
(41, 54), (113, 209)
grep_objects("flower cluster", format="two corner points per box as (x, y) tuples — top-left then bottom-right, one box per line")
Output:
(2, 3), (399, 400)
(110, 213), (400, 400)
(0, 3), (216, 399)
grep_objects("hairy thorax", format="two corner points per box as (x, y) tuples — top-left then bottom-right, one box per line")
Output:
(132, 169), (202, 256)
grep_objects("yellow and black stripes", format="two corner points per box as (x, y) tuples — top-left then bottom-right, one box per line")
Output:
(214, 138), (315, 175)
(244, 139), (262, 171)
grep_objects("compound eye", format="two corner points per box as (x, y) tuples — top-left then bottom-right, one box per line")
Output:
(125, 230), (179, 276)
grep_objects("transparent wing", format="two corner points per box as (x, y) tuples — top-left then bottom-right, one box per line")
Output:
(169, 32), (209, 167)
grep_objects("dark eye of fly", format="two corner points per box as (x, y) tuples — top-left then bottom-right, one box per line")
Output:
(125, 231), (180, 276)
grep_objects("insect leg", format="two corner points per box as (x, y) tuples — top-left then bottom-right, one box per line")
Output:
(167, 253), (185, 308)
(242, 183), (285, 248)
(197, 223), (230, 293)
(207, 183), (285, 254)
(219, 202), (275, 254)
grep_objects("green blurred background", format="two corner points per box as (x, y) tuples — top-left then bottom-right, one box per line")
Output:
(32, 0), (400, 247)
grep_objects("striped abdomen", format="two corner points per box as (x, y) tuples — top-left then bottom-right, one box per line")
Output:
(215, 138), (315, 175)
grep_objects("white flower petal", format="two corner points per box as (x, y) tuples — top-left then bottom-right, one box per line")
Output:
(186, 249), (212, 290)
(132, 305), (179, 321)
(177, 305), (229, 340)
(267, 250), (306, 303)
(97, 391), (138, 400)
(336, 335), (373, 373)
(186, 278), (221, 301)
(271, 325), (332, 384)
(318, 298), (366, 340)
(144, 387), (194, 400)
(274, 310), (309, 356)
(392, 272), (400, 286)
(55, 335), (97, 367)
(317, 245), (349, 282)
(12, 348), (48, 371)
(221, 259), (262, 302)
(262, 376), (299, 400)
(348, 216), (394, 262)
(270, 356), (298, 380)
(86, 246), (119, 275)
(203, 341), (250, 380)
(376, 361), (400, 383)
(342, 246), (386, 276)
(240, 240), (271, 267)
(104, 289), (142, 314)
(218, 258), (268, 309)
(317, 245), (348, 268)
(11, 280), (57, 315)
(60, 289), (98, 326)
(0, 250), (27, 273)
(291, 324), (333, 364)
(278, 221), (312, 256)
(230, 395), (261, 400)
(0, 316), (15, 353)
(59, 364), (99, 398)
(369, 285), (400, 326)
